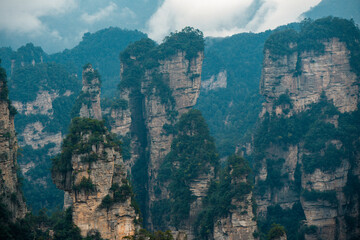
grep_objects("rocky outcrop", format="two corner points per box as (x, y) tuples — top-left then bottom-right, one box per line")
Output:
(22, 122), (62, 153)
(52, 68), (139, 239)
(79, 64), (102, 120)
(143, 51), (203, 209)
(108, 32), (205, 235)
(213, 155), (256, 240)
(256, 20), (360, 240)
(52, 120), (139, 239)
(214, 189), (257, 240)
(260, 38), (358, 116)
(12, 90), (59, 116)
(172, 168), (215, 240)
(0, 67), (27, 221)
(201, 70), (227, 92)
(8, 57), (81, 211)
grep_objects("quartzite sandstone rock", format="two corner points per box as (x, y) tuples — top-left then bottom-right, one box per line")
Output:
(52, 66), (139, 239)
(0, 70), (27, 221)
(257, 37), (360, 239)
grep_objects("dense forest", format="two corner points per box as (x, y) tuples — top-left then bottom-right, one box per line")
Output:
(0, 12), (359, 240)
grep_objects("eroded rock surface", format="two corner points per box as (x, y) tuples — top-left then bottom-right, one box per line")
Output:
(256, 34), (360, 239)
(0, 69), (27, 221)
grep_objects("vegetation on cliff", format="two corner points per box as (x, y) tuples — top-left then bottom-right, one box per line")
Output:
(256, 203), (305, 240)
(152, 110), (219, 229)
(49, 27), (147, 97)
(100, 181), (133, 210)
(252, 95), (360, 239)
(195, 155), (252, 238)
(265, 17), (360, 77)
(253, 95), (357, 175)
(117, 27), (205, 226)
(0, 204), (109, 240)
(10, 62), (80, 102)
(51, 117), (121, 176)
(6, 59), (81, 213)
(195, 31), (273, 157)
(0, 62), (17, 115)
(119, 27), (204, 92)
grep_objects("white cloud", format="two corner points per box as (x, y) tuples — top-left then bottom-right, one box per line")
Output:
(119, 7), (137, 19)
(146, 0), (322, 41)
(0, 0), (76, 34)
(81, 2), (118, 24)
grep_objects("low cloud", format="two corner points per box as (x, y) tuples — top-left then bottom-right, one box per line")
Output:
(81, 2), (118, 24)
(0, 0), (75, 34)
(147, 0), (321, 41)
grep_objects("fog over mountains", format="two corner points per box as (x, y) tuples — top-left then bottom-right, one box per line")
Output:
(0, 0), (345, 53)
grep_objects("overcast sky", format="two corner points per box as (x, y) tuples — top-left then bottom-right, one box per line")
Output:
(0, 0), (321, 53)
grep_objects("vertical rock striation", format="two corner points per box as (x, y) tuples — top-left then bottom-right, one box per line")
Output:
(78, 64), (102, 120)
(260, 38), (358, 116)
(0, 65), (27, 221)
(105, 28), (206, 237)
(255, 18), (360, 240)
(213, 156), (257, 240)
(52, 65), (139, 239)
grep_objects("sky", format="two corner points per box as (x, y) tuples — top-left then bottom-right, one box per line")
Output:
(0, 0), (322, 53)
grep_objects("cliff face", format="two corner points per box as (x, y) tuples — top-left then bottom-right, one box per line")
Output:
(52, 67), (139, 239)
(0, 67), (27, 221)
(213, 182), (257, 240)
(201, 70), (227, 92)
(105, 29), (206, 237)
(52, 119), (139, 239)
(79, 64), (102, 120)
(142, 51), (203, 208)
(260, 38), (358, 116)
(8, 52), (81, 211)
(255, 19), (360, 240)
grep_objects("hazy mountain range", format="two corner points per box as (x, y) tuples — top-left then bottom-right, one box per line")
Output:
(1, 0), (358, 54)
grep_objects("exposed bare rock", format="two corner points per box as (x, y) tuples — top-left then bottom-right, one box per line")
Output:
(12, 90), (59, 116)
(79, 64), (102, 120)
(70, 146), (138, 239)
(201, 70), (227, 92)
(260, 38), (358, 116)
(52, 67), (139, 239)
(171, 168), (214, 240)
(143, 52), (203, 222)
(158, 51), (203, 114)
(257, 33), (360, 239)
(214, 193), (257, 240)
(0, 71), (27, 221)
(52, 119), (140, 239)
(111, 43), (204, 233)
(22, 121), (62, 152)
(109, 89), (132, 137)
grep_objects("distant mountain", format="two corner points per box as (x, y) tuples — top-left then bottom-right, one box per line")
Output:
(50, 27), (147, 97)
(0, 27), (147, 212)
(303, 0), (360, 24)
(196, 23), (300, 157)
(0, 0), (163, 53)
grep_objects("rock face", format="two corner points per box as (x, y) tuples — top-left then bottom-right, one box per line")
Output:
(52, 120), (139, 239)
(13, 90), (58, 116)
(143, 51), (203, 209)
(214, 190), (257, 240)
(256, 24), (360, 240)
(260, 38), (358, 116)
(173, 168), (215, 240)
(79, 64), (102, 120)
(52, 68), (139, 239)
(106, 32), (205, 237)
(0, 67), (27, 221)
(7, 49), (81, 211)
(201, 70), (227, 92)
